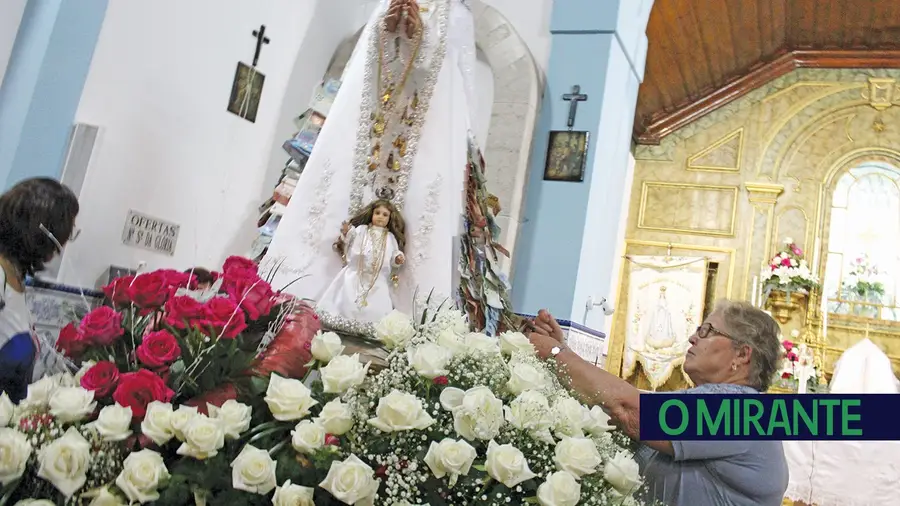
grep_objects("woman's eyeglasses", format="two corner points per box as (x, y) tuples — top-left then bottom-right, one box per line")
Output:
(695, 322), (734, 340)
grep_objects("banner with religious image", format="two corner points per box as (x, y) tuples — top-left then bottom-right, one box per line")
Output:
(622, 256), (708, 389)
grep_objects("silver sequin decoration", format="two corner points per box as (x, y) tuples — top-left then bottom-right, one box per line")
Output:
(349, 0), (452, 214)
(317, 309), (376, 339)
(409, 174), (442, 276)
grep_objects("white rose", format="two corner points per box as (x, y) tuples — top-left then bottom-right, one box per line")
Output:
(93, 404), (133, 442)
(273, 479), (315, 506)
(74, 361), (96, 384)
(320, 354), (370, 394)
(265, 374), (318, 421)
(53, 372), (77, 387)
(0, 392), (14, 427)
(311, 331), (344, 363)
(368, 390), (434, 433)
(436, 328), (466, 356)
(440, 386), (504, 441)
(314, 399), (354, 435)
(485, 440), (536, 488)
(499, 331), (535, 356)
(141, 402), (175, 445)
(584, 406), (615, 436)
(537, 471), (581, 506)
(604, 451), (643, 496)
(176, 414), (225, 460)
(319, 455), (379, 506)
(464, 333), (500, 355)
(506, 361), (549, 395)
(407, 343), (453, 379)
(48, 386), (96, 423)
(208, 400), (252, 439)
(554, 437), (601, 478)
(554, 397), (588, 437)
(85, 486), (125, 506)
(423, 438), (477, 486)
(0, 428), (32, 485)
(374, 310), (416, 349)
(37, 427), (92, 497)
(22, 375), (60, 410)
(231, 445), (277, 495)
(504, 390), (554, 439)
(169, 405), (199, 441)
(291, 420), (325, 454)
(115, 449), (169, 504)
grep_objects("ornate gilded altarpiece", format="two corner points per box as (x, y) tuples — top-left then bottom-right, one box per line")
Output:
(610, 69), (900, 389)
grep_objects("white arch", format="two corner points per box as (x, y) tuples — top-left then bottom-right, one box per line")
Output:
(324, 0), (543, 276)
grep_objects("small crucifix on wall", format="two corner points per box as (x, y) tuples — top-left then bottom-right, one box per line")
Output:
(543, 85), (590, 183)
(227, 24), (271, 123)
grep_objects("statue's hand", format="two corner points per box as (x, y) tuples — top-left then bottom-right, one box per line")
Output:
(385, 0), (404, 32)
(340, 221), (350, 236)
(404, 0), (421, 38)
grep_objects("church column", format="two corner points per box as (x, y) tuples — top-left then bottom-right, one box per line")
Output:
(0, 0), (108, 189)
(743, 182), (785, 301)
(512, 0), (653, 328)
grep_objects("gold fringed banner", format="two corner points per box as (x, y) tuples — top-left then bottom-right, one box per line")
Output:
(622, 256), (708, 390)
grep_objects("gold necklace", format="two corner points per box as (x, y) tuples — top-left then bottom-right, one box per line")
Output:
(367, 19), (424, 173)
(356, 226), (388, 307)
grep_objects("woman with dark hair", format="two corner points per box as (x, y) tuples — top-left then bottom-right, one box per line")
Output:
(0, 178), (79, 402)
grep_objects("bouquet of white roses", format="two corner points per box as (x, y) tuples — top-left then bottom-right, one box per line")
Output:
(235, 306), (646, 505)
(761, 237), (819, 298)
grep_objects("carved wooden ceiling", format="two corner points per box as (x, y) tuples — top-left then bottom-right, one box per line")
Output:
(635, 0), (900, 144)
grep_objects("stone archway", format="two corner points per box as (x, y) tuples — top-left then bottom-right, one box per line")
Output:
(324, 1), (542, 275)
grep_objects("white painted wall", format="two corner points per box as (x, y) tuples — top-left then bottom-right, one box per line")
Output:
(482, 0), (552, 73)
(63, 0), (316, 286)
(0, 0), (27, 87)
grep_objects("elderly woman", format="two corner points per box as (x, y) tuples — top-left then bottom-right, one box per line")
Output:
(528, 300), (788, 506)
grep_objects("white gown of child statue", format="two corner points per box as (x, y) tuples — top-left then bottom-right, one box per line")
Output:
(318, 224), (403, 323)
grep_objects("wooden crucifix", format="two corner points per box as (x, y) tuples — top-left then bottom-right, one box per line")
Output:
(251, 25), (270, 67)
(562, 85), (588, 129)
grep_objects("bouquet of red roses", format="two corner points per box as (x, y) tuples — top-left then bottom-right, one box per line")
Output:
(55, 256), (297, 418)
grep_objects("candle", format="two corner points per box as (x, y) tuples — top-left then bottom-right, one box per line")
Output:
(821, 294), (828, 343)
(751, 276), (758, 306)
(812, 236), (821, 272)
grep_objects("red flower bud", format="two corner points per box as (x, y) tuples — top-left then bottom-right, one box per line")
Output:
(433, 376), (449, 386)
(325, 434), (340, 446)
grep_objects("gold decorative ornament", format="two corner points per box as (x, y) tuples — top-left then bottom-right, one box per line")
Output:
(765, 290), (807, 324)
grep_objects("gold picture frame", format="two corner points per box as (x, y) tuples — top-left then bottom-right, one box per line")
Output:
(544, 130), (589, 182)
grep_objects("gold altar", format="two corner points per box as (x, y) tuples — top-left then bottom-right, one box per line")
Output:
(609, 69), (900, 389)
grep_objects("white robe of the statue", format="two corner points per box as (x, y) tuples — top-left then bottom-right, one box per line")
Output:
(784, 338), (900, 506)
(261, 0), (476, 315)
(317, 225), (402, 323)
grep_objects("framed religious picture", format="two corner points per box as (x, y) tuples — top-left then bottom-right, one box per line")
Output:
(543, 130), (589, 182)
(227, 62), (266, 123)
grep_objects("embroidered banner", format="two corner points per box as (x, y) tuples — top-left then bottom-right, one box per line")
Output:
(622, 256), (707, 389)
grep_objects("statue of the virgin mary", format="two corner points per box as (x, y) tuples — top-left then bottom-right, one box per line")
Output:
(262, 0), (517, 333)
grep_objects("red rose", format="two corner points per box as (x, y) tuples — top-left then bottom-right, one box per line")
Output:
(113, 369), (174, 419)
(782, 340), (794, 352)
(79, 306), (124, 346)
(787, 352), (799, 362)
(325, 434), (340, 446)
(102, 276), (135, 307)
(164, 296), (206, 330)
(157, 269), (192, 289)
(781, 257), (792, 267)
(136, 330), (181, 367)
(202, 297), (247, 339)
(222, 271), (275, 320)
(80, 361), (120, 398)
(781, 372), (792, 379)
(223, 256), (257, 275)
(127, 271), (171, 309)
(56, 322), (88, 358)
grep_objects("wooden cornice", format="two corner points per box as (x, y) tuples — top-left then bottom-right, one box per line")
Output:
(634, 49), (900, 145)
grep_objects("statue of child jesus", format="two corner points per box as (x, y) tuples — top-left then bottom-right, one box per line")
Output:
(317, 199), (406, 323)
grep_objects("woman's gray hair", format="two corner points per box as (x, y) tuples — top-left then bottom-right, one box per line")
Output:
(716, 300), (782, 391)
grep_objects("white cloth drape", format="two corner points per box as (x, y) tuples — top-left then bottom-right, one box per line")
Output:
(261, 0), (475, 314)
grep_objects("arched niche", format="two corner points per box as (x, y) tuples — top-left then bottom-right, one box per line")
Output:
(324, 0), (543, 275)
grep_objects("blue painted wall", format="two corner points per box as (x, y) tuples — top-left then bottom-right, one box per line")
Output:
(0, 0), (108, 189)
(512, 0), (651, 324)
